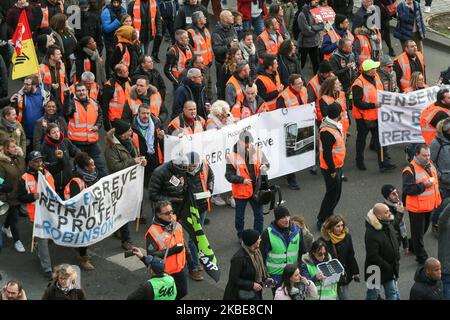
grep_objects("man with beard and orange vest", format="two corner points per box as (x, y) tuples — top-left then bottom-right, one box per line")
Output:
(101, 64), (132, 131)
(145, 200), (188, 299)
(39, 0), (64, 29)
(307, 61), (334, 125)
(65, 82), (109, 178)
(69, 72), (101, 102)
(127, 0), (162, 61)
(393, 40), (426, 93)
(225, 61), (251, 111)
(402, 143), (442, 265)
(255, 55), (284, 112)
(352, 59), (396, 173)
(40, 45), (68, 107)
(256, 17), (283, 64)
(17, 151), (56, 281)
(164, 29), (193, 91)
(420, 88), (450, 144)
(111, 25), (141, 74)
(230, 83), (269, 122)
(168, 100), (205, 136)
(276, 74), (308, 110)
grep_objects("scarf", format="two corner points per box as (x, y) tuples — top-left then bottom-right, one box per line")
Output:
(117, 135), (137, 157)
(74, 164), (98, 184)
(82, 47), (107, 88)
(239, 41), (256, 62)
(44, 113), (60, 123)
(1, 117), (18, 132)
(44, 132), (64, 149)
(135, 116), (155, 155)
(320, 116), (343, 133)
(328, 231), (346, 244)
(207, 114), (233, 129)
(56, 281), (75, 293)
(242, 244), (268, 283)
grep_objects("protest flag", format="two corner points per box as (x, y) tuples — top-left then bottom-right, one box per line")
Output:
(178, 188), (220, 282)
(11, 10), (39, 80)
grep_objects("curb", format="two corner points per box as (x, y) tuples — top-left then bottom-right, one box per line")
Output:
(424, 12), (450, 44)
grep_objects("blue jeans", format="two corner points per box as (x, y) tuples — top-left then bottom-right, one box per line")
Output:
(366, 279), (400, 300)
(234, 197), (264, 238)
(443, 273), (450, 300)
(243, 14), (264, 36)
(187, 210), (207, 271)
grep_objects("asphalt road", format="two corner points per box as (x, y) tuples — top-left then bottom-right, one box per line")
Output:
(0, 23), (449, 300)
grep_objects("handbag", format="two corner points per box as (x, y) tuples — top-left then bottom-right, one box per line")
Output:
(238, 289), (258, 300)
(382, 1), (398, 17)
(253, 175), (283, 215)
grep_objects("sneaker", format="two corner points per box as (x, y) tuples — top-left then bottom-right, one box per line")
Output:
(379, 163), (397, 173)
(227, 197), (236, 208)
(287, 183), (300, 190)
(14, 240), (26, 253)
(152, 55), (160, 63)
(309, 166), (317, 175)
(356, 161), (367, 171)
(121, 241), (134, 251)
(212, 195), (226, 206)
(424, 6), (431, 13)
(2, 226), (12, 238)
(204, 218), (210, 225)
(189, 270), (204, 281)
(342, 175), (348, 182)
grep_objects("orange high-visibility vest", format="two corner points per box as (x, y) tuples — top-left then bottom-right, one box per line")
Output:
(168, 115), (205, 135)
(63, 177), (87, 200)
(132, 0), (157, 38)
(320, 92), (350, 135)
(227, 151), (261, 199)
(420, 103), (450, 144)
(355, 32), (381, 68)
(69, 83), (100, 101)
(22, 170), (55, 222)
(17, 94), (24, 123)
(394, 51), (425, 92)
(319, 127), (346, 170)
(128, 97), (142, 115)
(199, 162), (211, 212)
(145, 222), (186, 274)
(323, 29), (354, 60)
(106, 80), (132, 121)
(403, 160), (442, 213)
(351, 74), (383, 121)
(40, 2), (64, 28)
(257, 30), (282, 63)
(307, 75), (322, 121)
(40, 62), (67, 103)
(256, 73), (281, 111)
(170, 45), (193, 80)
(226, 76), (245, 105)
(279, 86), (308, 109)
(116, 43), (131, 68)
(187, 27), (213, 65)
(67, 98), (100, 143)
(150, 92), (162, 117)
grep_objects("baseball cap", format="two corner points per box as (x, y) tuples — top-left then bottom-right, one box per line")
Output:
(144, 255), (166, 274)
(362, 59), (380, 72)
(29, 151), (44, 162)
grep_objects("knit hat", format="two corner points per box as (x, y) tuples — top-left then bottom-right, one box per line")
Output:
(380, 55), (394, 67)
(319, 61), (332, 74)
(334, 14), (347, 27)
(79, 0), (89, 8)
(327, 102), (342, 119)
(241, 229), (260, 246)
(112, 119), (131, 136)
(274, 205), (290, 221)
(115, 26), (134, 42)
(239, 130), (254, 144)
(144, 255), (165, 275)
(381, 184), (396, 199)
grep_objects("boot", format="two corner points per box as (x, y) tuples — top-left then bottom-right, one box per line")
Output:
(79, 256), (95, 271)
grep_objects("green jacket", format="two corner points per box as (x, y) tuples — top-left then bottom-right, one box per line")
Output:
(0, 120), (26, 154)
(0, 151), (26, 206)
(104, 129), (138, 174)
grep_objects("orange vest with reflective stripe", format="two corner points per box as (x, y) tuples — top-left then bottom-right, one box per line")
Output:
(170, 45), (193, 79)
(227, 151), (261, 199)
(307, 75), (322, 121)
(394, 51), (425, 92)
(63, 177), (86, 200)
(323, 29), (354, 60)
(150, 92), (162, 117)
(256, 73), (281, 111)
(279, 86), (307, 109)
(420, 103), (450, 144)
(128, 97), (142, 115)
(319, 127), (346, 170)
(116, 43), (131, 68)
(320, 92), (349, 135)
(145, 222), (186, 274)
(40, 62), (67, 103)
(67, 98), (100, 143)
(106, 80), (132, 121)
(355, 32), (380, 68)
(168, 115), (205, 135)
(187, 28), (213, 65)
(351, 74), (383, 121)
(132, 0), (157, 38)
(403, 160), (442, 213)
(226, 76), (245, 105)
(257, 30), (282, 63)
(199, 162), (211, 212)
(40, 2), (64, 28)
(69, 83), (100, 101)
(21, 170), (55, 222)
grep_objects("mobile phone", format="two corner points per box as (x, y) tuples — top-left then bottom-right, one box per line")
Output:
(124, 250), (134, 258)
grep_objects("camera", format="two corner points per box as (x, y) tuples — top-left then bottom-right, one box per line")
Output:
(124, 250), (134, 258)
(289, 283), (306, 300)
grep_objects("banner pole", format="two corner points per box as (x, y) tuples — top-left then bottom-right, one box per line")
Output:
(30, 236), (35, 253)
(380, 145), (384, 163)
(135, 217), (140, 232)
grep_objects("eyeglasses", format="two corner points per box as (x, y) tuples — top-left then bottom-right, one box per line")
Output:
(160, 210), (174, 216)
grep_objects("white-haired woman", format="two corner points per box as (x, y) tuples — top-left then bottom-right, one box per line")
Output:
(206, 100), (235, 208)
(42, 264), (87, 300)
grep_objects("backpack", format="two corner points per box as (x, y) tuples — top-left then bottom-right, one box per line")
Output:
(158, 0), (177, 18)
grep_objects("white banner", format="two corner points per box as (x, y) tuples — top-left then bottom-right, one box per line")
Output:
(377, 86), (450, 147)
(164, 104), (316, 195)
(33, 165), (144, 247)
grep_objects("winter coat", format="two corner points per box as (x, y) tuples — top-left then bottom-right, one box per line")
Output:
(0, 150), (26, 206)
(277, 54), (302, 87)
(6, 4), (41, 37)
(172, 78), (208, 120)
(75, 11), (104, 53)
(384, 199), (408, 249)
(0, 120), (27, 153)
(74, 49), (98, 83)
(297, 4), (324, 48)
(364, 208), (400, 284)
(281, 2), (298, 38)
(148, 161), (186, 203)
(223, 247), (264, 300)
(211, 23), (238, 64)
(185, 162), (214, 213)
(377, 68), (398, 93)
(127, 0), (163, 43)
(409, 266), (443, 300)
(41, 283), (87, 300)
(438, 199), (450, 275)
(111, 41), (141, 77)
(174, 3), (208, 31)
(104, 129), (138, 174)
(237, 0), (268, 21)
(430, 126), (450, 191)
(101, 4), (127, 44)
(51, 29), (78, 63)
(131, 66), (167, 99)
(329, 49), (359, 93)
(319, 229), (359, 285)
(0, 55), (8, 98)
(394, 1), (425, 42)
(88, 0), (106, 16)
(300, 252), (334, 283)
(330, 0), (354, 16)
(351, 6), (367, 33)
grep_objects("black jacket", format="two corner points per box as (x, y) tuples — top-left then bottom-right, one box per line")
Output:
(174, 3), (208, 31)
(74, 49), (98, 83)
(148, 161), (186, 203)
(223, 247), (264, 300)
(212, 23), (238, 64)
(100, 76), (132, 131)
(185, 163), (214, 213)
(384, 199), (408, 249)
(131, 66), (166, 99)
(364, 209), (400, 284)
(277, 54), (302, 88)
(75, 11), (104, 53)
(255, 70), (281, 103)
(131, 114), (163, 159)
(111, 42), (141, 77)
(329, 49), (359, 93)
(172, 78), (208, 120)
(409, 266), (443, 300)
(330, 0), (354, 16)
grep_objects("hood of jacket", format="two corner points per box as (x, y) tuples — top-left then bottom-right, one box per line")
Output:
(414, 266), (438, 285)
(366, 208), (394, 231)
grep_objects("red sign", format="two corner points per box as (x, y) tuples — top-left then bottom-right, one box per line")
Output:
(310, 6), (336, 22)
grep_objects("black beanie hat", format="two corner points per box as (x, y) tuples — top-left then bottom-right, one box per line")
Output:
(241, 229), (260, 246)
(381, 184), (396, 199)
(327, 102), (342, 119)
(274, 205), (290, 221)
(334, 14), (347, 27)
(112, 119), (131, 136)
(319, 61), (332, 74)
